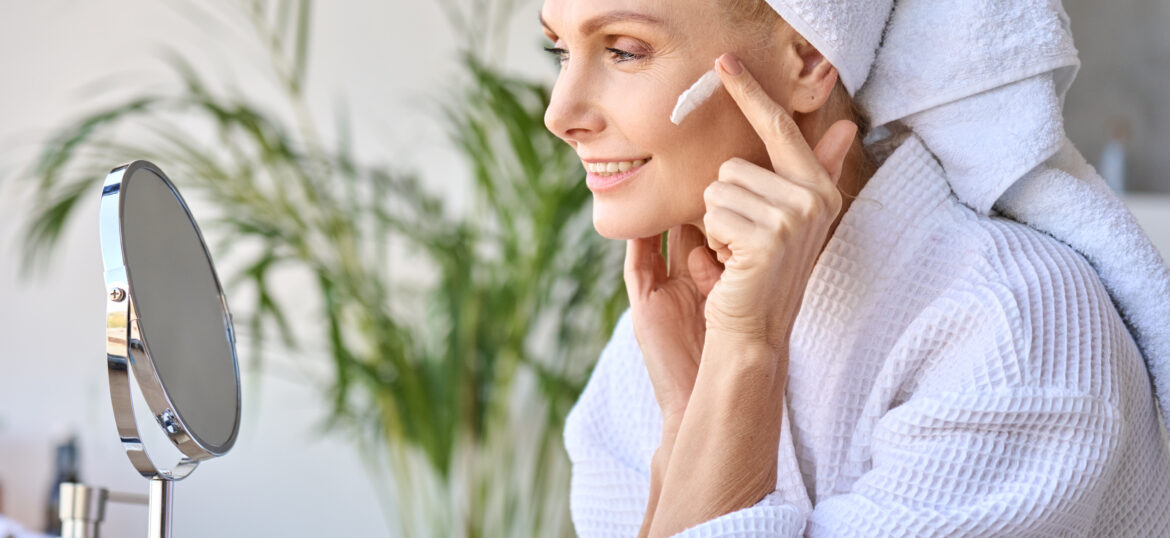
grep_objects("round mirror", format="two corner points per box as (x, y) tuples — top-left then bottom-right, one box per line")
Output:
(99, 160), (241, 479)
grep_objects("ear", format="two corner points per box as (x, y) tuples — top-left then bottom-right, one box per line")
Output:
(788, 36), (838, 114)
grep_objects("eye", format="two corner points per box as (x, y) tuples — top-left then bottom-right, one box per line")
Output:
(540, 46), (647, 66)
(606, 47), (644, 63)
(543, 46), (569, 65)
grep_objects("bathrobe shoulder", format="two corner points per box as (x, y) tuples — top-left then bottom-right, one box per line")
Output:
(563, 133), (1170, 537)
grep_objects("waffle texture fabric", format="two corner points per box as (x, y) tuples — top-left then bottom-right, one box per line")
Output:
(564, 132), (1170, 536)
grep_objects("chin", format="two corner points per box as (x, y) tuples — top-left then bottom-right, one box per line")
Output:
(591, 201), (669, 241)
(592, 222), (635, 241)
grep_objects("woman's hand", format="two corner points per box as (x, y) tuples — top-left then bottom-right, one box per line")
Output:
(624, 223), (724, 428)
(642, 53), (858, 537)
(701, 53), (857, 355)
(623, 50), (856, 432)
(625, 223), (726, 538)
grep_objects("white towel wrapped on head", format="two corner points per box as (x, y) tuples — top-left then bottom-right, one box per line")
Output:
(763, 0), (1170, 432)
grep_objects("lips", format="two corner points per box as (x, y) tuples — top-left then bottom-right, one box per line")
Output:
(585, 157), (651, 193)
(583, 158), (650, 176)
(582, 156), (655, 173)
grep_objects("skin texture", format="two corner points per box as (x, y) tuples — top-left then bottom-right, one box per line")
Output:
(541, 1), (865, 535)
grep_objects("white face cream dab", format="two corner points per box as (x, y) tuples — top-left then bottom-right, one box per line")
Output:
(670, 66), (722, 125)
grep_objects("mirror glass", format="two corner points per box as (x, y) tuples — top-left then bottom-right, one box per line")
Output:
(120, 166), (240, 454)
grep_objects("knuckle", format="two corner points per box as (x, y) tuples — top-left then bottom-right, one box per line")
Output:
(767, 110), (801, 141)
(793, 185), (840, 221)
(806, 185), (841, 217)
(790, 187), (820, 219)
(767, 208), (793, 237)
(719, 158), (744, 178)
(763, 205), (783, 229)
(810, 172), (842, 207)
(740, 78), (769, 103)
(703, 181), (722, 204)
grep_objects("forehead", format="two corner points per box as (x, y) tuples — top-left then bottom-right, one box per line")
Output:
(540, 0), (722, 35)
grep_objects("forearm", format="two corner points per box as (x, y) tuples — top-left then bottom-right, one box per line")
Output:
(639, 418), (682, 538)
(647, 332), (787, 537)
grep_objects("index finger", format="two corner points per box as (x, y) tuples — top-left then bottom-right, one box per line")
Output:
(714, 52), (823, 185)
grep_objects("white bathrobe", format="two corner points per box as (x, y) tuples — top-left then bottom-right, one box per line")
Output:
(563, 132), (1170, 536)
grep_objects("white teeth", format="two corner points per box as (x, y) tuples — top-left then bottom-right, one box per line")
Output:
(585, 158), (649, 175)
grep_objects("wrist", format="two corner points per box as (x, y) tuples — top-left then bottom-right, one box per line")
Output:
(707, 317), (789, 349)
(702, 329), (788, 377)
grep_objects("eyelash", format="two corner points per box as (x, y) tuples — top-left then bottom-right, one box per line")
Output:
(542, 46), (644, 65)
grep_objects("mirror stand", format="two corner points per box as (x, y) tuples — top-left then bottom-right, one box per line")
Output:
(66, 160), (242, 537)
(147, 477), (173, 538)
(58, 482), (150, 538)
(57, 436), (190, 538)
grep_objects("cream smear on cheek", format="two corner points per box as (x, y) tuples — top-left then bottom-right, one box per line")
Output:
(669, 63), (722, 125)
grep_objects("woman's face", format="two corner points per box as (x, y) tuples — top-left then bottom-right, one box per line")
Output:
(541, 0), (795, 240)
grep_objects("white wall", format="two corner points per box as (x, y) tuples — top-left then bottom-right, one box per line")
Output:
(0, 1), (550, 536)
(1063, 0), (1170, 193)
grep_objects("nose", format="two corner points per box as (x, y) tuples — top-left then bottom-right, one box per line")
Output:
(543, 67), (605, 144)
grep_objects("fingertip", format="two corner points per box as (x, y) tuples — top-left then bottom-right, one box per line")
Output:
(814, 120), (858, 176)
(824, 119), (857, 143)
(715, 53), (743, 76)
(842, 119), (859, 142)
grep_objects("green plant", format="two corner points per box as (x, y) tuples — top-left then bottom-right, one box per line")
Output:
(15, 1), (627, 536)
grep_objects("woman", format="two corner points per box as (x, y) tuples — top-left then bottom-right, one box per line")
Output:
(541, 0), (1170, 536)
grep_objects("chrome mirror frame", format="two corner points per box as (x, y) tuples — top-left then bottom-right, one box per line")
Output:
(80, 160), (244, 538)
(98, 160), (241, 479)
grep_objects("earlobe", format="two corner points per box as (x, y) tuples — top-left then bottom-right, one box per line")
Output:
(784, 36), (837, 114)
(792, 63), (837, 114)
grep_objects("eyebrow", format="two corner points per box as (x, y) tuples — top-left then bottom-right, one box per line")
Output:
(539, 9), (665, 37)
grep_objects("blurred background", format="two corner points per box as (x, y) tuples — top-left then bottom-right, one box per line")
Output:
(0, 1), (1166, 537)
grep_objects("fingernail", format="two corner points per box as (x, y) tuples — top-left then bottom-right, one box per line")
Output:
(717, 54), (743, 76)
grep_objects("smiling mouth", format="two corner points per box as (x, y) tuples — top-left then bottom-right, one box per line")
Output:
(583, 157), (652, 177)
(584, 157), (651, 192)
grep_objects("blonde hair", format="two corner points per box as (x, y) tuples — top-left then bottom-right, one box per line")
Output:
(721, 0), (878, 201)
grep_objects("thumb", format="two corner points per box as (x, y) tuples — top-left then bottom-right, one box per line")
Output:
(687, 246), (724, 297)
(812, 119), (858, 186)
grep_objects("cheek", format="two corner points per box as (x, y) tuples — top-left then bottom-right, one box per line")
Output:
(697, 92), (771, 161)
(587, 79), (771, 240)
(667, 92), (772, 187)
(607, 80), (676, 143)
